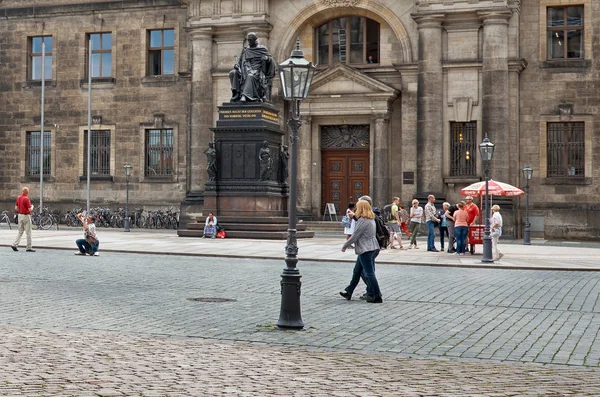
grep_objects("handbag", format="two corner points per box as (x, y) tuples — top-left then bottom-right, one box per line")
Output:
(341, 215), (352, 228)
(216, 230), (226, 239)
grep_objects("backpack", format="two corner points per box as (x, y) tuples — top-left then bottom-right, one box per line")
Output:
(374, 215), (389, 249)
(382, 204), (394, 222)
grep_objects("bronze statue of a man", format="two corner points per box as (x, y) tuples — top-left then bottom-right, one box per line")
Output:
(229, 32), (276, 103)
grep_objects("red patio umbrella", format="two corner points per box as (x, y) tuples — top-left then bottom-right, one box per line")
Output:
(460, 179), (525, 197)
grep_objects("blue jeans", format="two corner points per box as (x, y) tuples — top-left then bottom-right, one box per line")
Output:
(455, 226), (468, 254)
(427, 221), (436, 250)
(76, 238), (99, 254)
(345, 249), (381, 298)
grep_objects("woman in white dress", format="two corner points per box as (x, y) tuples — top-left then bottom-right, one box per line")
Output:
(491, 204), (503, 260)
(344, 202), (356, 244)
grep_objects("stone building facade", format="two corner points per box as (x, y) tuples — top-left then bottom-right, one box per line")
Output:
(0, 0), (598, 239)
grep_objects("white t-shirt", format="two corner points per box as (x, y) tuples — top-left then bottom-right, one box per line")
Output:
(492, 212), (503, 228)
(410, 206), (423, 223)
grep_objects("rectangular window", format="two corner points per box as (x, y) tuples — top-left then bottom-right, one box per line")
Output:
(29, 36), (53, 80)
(148, 29), (175, 76)
(547, 6), (584, 59)
(145, 129), (173, 176)
(450, 122), (477, 177)
(316, 17), (380, 66)
(88, 33), (112, 78)
(83, 130), (111, 176)
(547, 122), (585, 177)
(26, 131), (51, 176)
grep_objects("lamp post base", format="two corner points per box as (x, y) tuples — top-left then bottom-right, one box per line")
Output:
(276, 268), (304, 330)
(481, 236), (494, 263)
(523, 227), (531, 245)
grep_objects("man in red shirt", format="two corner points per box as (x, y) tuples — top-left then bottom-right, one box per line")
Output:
(465, 196), (480, 254)
(11, 187), (35, 252)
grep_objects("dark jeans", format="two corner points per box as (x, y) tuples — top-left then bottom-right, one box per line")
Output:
(76, 238), (99, 254)
(345, 249), (381, 297)
(455, 226), (468, 254)
(439, 226), (449, 249)
(427, 221), (436, 250)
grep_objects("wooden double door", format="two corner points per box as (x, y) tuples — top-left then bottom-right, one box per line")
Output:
(322, 149), (370, 215)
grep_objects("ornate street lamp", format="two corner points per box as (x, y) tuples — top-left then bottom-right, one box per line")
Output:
(522, 164), (533, 245)
(123, 162), (133, 232)
(479, 135), (495, 263)
(276, 38), (316, 330)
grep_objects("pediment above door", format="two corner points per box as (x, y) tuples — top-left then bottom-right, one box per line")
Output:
(309, 63), (399, 97)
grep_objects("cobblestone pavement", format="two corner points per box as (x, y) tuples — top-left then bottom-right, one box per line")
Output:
(1, 250), (600, 395)
(2, 326), (599, 396)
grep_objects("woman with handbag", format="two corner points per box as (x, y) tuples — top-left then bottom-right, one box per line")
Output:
(202, 213), (218, 239)
(339, 200), (383, 303)
(75, 213), (99, 256)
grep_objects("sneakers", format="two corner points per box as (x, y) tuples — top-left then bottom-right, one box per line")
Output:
(74, 251), (86, 256)
(93, 252), (100, 256)
(10, 245), (18, 251)
(339, 291), (351, 301)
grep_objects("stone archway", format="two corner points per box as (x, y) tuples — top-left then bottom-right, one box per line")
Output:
(273, 1), (413, 65)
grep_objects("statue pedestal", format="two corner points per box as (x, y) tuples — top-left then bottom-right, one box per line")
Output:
(178, 102), (314, 239)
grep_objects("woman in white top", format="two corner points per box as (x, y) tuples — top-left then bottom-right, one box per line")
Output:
(344, 202), (356, 241)
(203, 213), (218, 239)
(408, 199), (423, 249)
(491, 204), (503, 260)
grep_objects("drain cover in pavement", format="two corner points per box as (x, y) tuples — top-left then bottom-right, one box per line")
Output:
(186, 297), (236, 303)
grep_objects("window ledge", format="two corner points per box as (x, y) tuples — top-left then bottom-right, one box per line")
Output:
(539, 59), (591, 73)
(142, 75), (178, 86)
(23, 80), (57, 88)
(142, 176), (176, 183)
(79, 175), (114, 182)
(542, 177), (591, 185)
(22, 176), (55, 183)
(444, 176), (480, 187)
(80, 78), (116, 89)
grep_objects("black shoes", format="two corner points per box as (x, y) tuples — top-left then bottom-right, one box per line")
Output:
(11, 245), (18, 251)
(448, 248), (456, 253)
(366, 296), (383, 303)
(427, 248), (439, 252)
(339, 291), (351, 301)
(26, 249), (36, 252)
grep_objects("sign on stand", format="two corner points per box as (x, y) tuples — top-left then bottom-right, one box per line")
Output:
(323, 203), (338, 221)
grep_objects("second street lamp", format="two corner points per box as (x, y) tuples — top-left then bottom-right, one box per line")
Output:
(276, 38), (315, 330)
(479, 135), (495, 263)
(522, 164), (533, 245)
(123, 162), (132, 232)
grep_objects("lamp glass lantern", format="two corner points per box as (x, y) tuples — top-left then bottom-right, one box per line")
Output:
(479, 136), (495, 162)
(522, 164), (533, 181)
(279, 40), (316, 102)
(124, 162), (133, 178)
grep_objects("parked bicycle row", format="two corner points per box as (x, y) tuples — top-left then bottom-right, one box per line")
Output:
(2, 207), (179, 230)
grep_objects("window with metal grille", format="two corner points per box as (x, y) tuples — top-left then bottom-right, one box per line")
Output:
(148, 29), (174, 76)
(547, 6), (584, 60)
(450, 122), (477, 177)
(83, 130), (111, 176)
(29, 36), (53, 80)
(547, 122), (585, 177)
(26, 131), (51, 176)
(88, 33), (112, 78)
(145, 129), (173, 176)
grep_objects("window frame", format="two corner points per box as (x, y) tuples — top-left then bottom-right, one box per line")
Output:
(546, 122), (585, 178)
(28, 35), (53, 81)
(144, 128), (175, 178)
(83, 129), (112, 177)
(87, 32), (113, 79)
(25, 131), (52, 177)
(546, 5), (584, 60)
(449, 122), (477, 177)
(147, 29), (175, 76)
(315, 17), (380, 67)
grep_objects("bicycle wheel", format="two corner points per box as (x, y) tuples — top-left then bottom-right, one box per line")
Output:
(136, 215), (146, 228)
(40, 215), (53, 230)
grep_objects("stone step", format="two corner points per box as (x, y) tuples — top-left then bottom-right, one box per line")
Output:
(187, 223), (307, 232)
(178, 230), (315, 240)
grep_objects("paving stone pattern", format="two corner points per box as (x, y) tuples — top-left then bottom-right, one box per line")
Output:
(1, 250), (600, 395)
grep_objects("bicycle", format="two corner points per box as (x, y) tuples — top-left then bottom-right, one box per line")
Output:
(31, 207), (56, 230)
(0, 210), (12, 230)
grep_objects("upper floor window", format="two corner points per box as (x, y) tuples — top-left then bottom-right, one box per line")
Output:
(145, 129), (174, 176)
(26, 131), (51, 176)
(547, 122), (584, 177)
(83, 130), (111, 177)
(450, 122), (477, 177)
(29, 36), (53, 80)
(148, 29), (174, 75)
(547, 6), (584, 59)
(316, 17), (380, 66)
(88, 33), (112, 78)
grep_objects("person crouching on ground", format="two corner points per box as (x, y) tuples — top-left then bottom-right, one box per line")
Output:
(339, 200), (383, 303)
(203, 212), (218, 239)
(75, 213), (99, 256)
